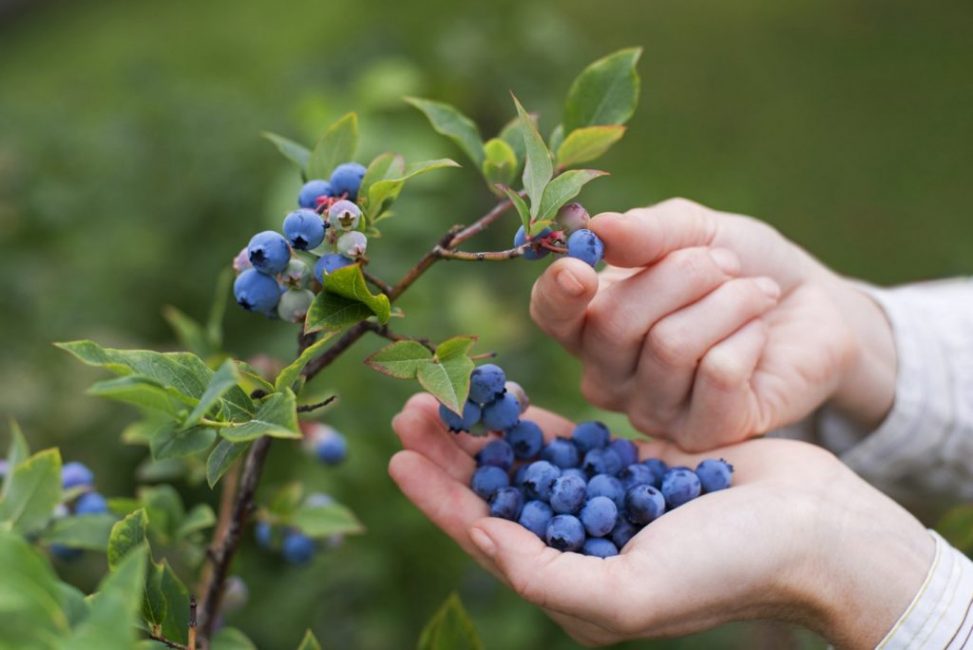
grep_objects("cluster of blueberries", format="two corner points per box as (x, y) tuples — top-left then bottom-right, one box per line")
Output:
(254, 492), (343, 565)
(301, 422), (348, 466)
(51, 461), (111, 561)
(232, 162), (369, 322)
(439, 364), (734, 557)
(514, 203), (605, 267)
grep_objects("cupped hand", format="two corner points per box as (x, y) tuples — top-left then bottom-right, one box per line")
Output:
(530, 198), (897, 451)
(388, 393), (932, 648)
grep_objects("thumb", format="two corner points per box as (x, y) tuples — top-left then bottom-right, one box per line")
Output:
(529, 257), (598, 352)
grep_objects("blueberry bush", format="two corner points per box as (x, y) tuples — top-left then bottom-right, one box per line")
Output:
(0, 49), (644, 649)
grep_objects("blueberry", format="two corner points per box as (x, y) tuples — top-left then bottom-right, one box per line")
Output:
(560, 467), (587, 482)
(471, 466), (510, 500)
(505, 420), (543, 460)
(518, 500), (553, 538)
(282, 209), (326, 251)
(481, 393), (520, 431)
(610, 518), (642, 549)
(566, 228), (604, 267)
(546, 514), (586, 552)
(522, 461), (561, 501)
(549, 474), (587, 514)
(489, 487), (525, 520)
(298, 179), (333, 209)
(282, 531), (315, 565)
(586, 474), (625, 509)
(661, 467), (702, 508)
(572, 421), (610, 454)
(329, 162), (367, 201)
(469, 364), (506, 404)
(696, 458), (734, 493)
(74, 492), (108, 515)
(582, 447), (623, 477)
(476, 439), (515, 471)
(277, 288), (314, 323)
(315, 253), (354, 281)
(50, 544), (83, 561)
(541, 437), (580, 469)
(642, 458), (668, 487)
(327, 199), (362, 231)
(625, 484), (666, 525)
(513, 464), (529, 488)
(255, 521), (273, 548)
(61, 462), (94, 489)
(314, 431), (348, 466)
(609, 439), (639, 468)
(580, 496), (618, 537)
(583, 537), (619, 558)
(337, 231), (368, 259)
(439, 401), (482, 433)
(247, 231), (291, 275)
(555, 202), (590, 234)
(504, 381), (530, 413)
(234, 268), (283, 315)
(618, 463), (657, 491)
(513, 225), (552, 261)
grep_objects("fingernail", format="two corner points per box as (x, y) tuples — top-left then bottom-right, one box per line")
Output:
(470, 527), (497, 558)
(555, 269), (585, 297)
(754, 277), (781, 299)
(709, 248), (740, 275)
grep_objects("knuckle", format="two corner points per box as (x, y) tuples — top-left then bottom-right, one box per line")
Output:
(657, 196), (702, 214)
(580, 372), (620, 410)
(665, 248), (718, 287)
(647, 321), (692, 367)
(698, 347), (749, 391)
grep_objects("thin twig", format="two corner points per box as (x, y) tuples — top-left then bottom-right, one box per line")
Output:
(433, 243), (530, 261)
(362, 269), (393, 296)
(297, 395), (338, 413)
(149, 633), (188, 650)
(188, 597), (197, 650)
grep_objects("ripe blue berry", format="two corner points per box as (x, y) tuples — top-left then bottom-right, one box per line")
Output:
(327, 200), (362, 231)
(560, 467), (587, 482)
(504, 381), (529, 413)
(518, 500), (553, 538)
(314, 431), (348, 466)
(476, 439), (514, 471)
(586, 474), (625, 509)
(642, 458), (668, 487)
(583, 537), (619, 558)
(298, 179), (333, 209)
(580, 495), (618, 537)
(582, 447), (623, 477)
(618, 463), (657, 491)
(255, 521), (272, 548)
(541, 437), (580, 469)
(609, 438), (639, 468)
(549, 474), (587, 514)
(661, 467), (702, 508)
(277, 288), (314, 323)
(337, 231), (368, 259)
(625, 484), (666, 525)
(572, 421), (610, 454)
(439, 401), (481, 433)
(314, 253), (354, 281)
(513, 464), (529, 488)
(555, 202), (590, 234)
(61, 462), (94, 489)
(469, 364), (506, 404)
(489, 487), (524, 521)
(247, 231), (291, 275)
(610, 518), (642, 549)
(283, 209), (326, 250)
(329, 162), (367, 200)
(471, 466), (510, 500)
(505, 420), (543, 459)
(74, 492), (108, 515)
(696, 458), (734, 493)
(282, 531), (315, 565)
(513, 225), (552, 261)
(522, 460), (561, 501)
(566, 228), (604, 267)
(481, 393), (520, 431)
(234, 268), (282, 315)
(546, 514), (585, 552)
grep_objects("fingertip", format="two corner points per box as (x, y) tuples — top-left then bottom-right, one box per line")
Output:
(590, 213), (648, 267)
(545, 257), (598, 299)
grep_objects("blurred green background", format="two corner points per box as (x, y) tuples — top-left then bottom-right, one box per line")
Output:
(1, 0), (971, 647)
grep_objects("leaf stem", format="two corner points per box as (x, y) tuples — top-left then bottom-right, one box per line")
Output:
(296, 395), (338, 413)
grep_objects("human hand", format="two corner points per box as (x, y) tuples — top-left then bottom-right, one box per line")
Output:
(530, 198), (897, 451)
(388, 393), (932, 648)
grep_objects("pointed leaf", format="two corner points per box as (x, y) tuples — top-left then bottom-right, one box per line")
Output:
(162, 306), (209, 359)
(361, 152), (405, 199)
(3, 419), (30, 498)
(548, 123), (565, 155)
(143, 559), (189, 645)
(481, 138), (517, 189)
(0, 448), (61, 535)
(59, 582), (89, 628)
(417, 355), (474, 415)
(39, 513), (116, 551)
(176, 504), (216, 539)
(107, 508), (147, 570)
(292, 502), (364, 538)
(296, 630), (322, 650)
(306, 113), (359, 180)
(0, 530), (69, 643)
(364, 341), (433, 379)
(275, 330), (340, 392)
(206, 440), (249, 488)
(149, 423), (217, 461)
(262, 131), (311, 173)
(417, 593), (482, 650)
(321, 265), (391, 324)
(88, 375), (196, 416)
(498, 112), (537, 168)
(435, 336), (476, 361)
(139, 485), (185, 542)
(183, 359), (240, 427)
(221, 390), (300, 442)
(366, 158), (460, 218)
(497, 185), (531, 232)
(556, 125), (626, 168)
(563, 47), (642, 132)
(64, 545), (147, 650)
(305, 292), (375, 335)
(536, 169), (609, 227)
(212, 627), (258, 650)
(206, 267), (234, 350)
(405, 97), (484, 167)
(512, 95), (553, 218)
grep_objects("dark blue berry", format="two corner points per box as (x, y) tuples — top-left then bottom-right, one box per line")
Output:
(566, 228), (604, 267)
(476, 439), (515, 471)
(314, 253), (354, 281)
(522, 461), (561, 501)
(314, 432), (347, 465)
(298, 179), (333, 209)
(439, 401), (481, 433)
(583, 537), (619, 558)
(74, 492), (108, 515)
(282, 209), (326, 250)
(618, 463), (656, 491)
(481, 393), (520, 431)
(489, 487), (525, 520)
(572, 421), (610, 454)
(471, 466), (510, 500)
(586, 474), (625, 509)
(513, 225), (552, 261)
(582, 447), (623, 477)
(541, 437), (580, 469)
(329, 162), (366, 201)
(610, 518), (642, 549)
(469, 364), (506, 404)
(580, 496), (618, 537)
(505, 420), (544, 460)
(609, 438), (639, 467)
(61, 462), (94, 489)
(247, 231), (291, 275)
(661, 467), (702, 508)
(642, 458), (668, 488)
(696, 458), (734, 493)
(518, 500), (553, 538)
(625, 484), (666, 525)
(234, 268), (282, 315)
(549, 474), (587, 514)
(282, 531), (315, 565)
(546, 514), (585, 552)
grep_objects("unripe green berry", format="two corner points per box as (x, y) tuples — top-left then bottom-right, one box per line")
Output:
(337, 231), (368, 259)
(280, 259), (310, 288)
(555, 202), (590, 234)
(277, 288), (314, 323)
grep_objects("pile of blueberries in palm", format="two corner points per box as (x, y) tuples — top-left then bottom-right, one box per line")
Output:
(232, 162), (369, 322)
(440, 364), (733, 558)
(514, 202), (605, 267)
(50, 461), (111, 561)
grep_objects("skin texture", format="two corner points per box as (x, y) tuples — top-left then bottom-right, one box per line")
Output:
(529, 198), (897, 451)
(389, 394), (933, 648)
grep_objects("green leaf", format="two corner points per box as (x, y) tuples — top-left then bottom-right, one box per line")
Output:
(149, 423), (217, 461)
(0, 448), (61, 535)
(497, 186), (531, 232)
(364, 341), (433, 379)
(107, 508), (147, 570)
(548, 123), (565, 155)
(0, 530), (70, 644)
(64, 545), (147, 650)
(39, 514), (115, 551)
(221, 390), (301, 442)
(498, 112), (536, 168)
(405, 97), (484, 168)
(305, 292), (375, 335)
(481, 138), (517, 189)
(139, 485), (185, 543)
(176, 504), (215, 539)
(212, 627), (258, 650)
(366, 158), (461, 219)
(183, 359), (240, 427)
(536, 169), (609, 226)
(512, 95), (553, 219)
(306, 113), (359, 180)
(563, 47), (642, 133)
(88, 375), (194, 416)
(292, 502), (365, 538)
(296, 630), (323, 650)
(417, 355), (474, 415)
(275, 331), (340, 392)
(417, 593), (482, 650)
(162, 306), (209, 359)
(235, 361), (275, 396)
(206, 267), (233, 350)
(206, 440), (249, 488)
(121, 414), (174, 447)
(262, 131), (311, 173)
(361, 152), (405, 200)
(58, 582), (89, 628)
(435, 336), (476, 361)
(2, 420), (30, 496)
(321, 265), (391, 325)
(267, 481), (304, 519)
(555, 125), (626, 168)
(143, 559), (189, 645)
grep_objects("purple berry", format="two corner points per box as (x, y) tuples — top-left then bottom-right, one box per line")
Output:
(439, 400), (481, 433)
(546, 514), (585, 552)
(481, 393), (520, 431)
(572, 421), (610, 454)
(580, 496), (618, 537)
(471, 466), (510, 500)
(541, 437), (580, 469)
(549, 474), (587, 514)
(513, 225), (552, 261)
(696, 458), (734, 493)
(625, 484), (666, 525)
(505, 420), (543, 459)
(566, 228), (604, 267)
(469, 364), (506, 404)
(476, 439), (515, 471)
(661, 467), (702, 508)
(489, 487), (525, 520)
(522, 461), (561, 501)
(518, 500), (553, 538)
(583, 537), (619, 558)
(586, 473), (625, 509)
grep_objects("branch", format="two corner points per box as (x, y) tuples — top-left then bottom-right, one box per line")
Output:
(362, 269), (393, 296)
(433, 243), (530, 261)
(149, 633), (188, 650)
(297, 395), (337, 413)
